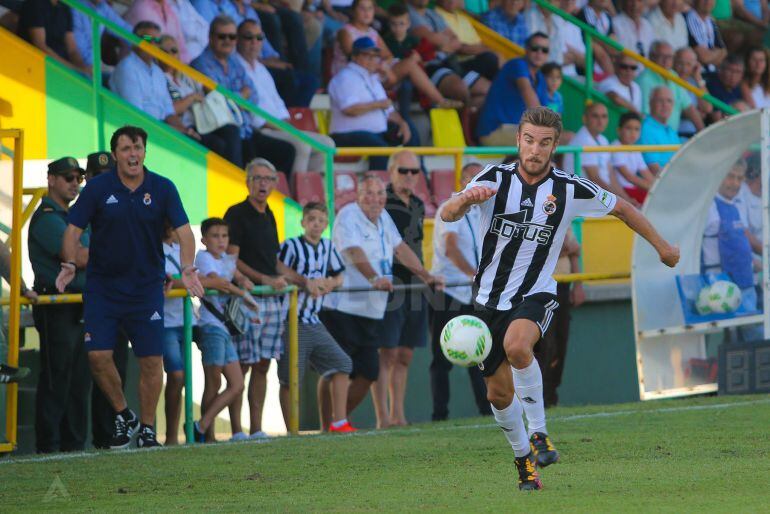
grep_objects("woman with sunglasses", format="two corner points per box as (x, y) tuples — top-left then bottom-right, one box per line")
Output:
(158, 35), (244, 167)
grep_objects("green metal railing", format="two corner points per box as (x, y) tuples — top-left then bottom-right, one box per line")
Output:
(530, 0), (738, 116)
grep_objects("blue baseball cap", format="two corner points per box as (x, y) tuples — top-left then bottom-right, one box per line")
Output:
(352, 36), (380, 54)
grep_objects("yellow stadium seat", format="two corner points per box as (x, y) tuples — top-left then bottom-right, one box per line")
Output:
(430, 108), (466, 148)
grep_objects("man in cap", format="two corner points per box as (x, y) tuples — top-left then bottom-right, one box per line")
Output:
(85, 151), (115, 180)
(328, 36), (417, 170)
(28, 156), (91, 453)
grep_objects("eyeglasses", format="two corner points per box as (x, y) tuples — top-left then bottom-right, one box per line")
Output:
(240, 33), (265, 41)
(248, 175), (277, 183)
(397, 167), (420, 175)
(618, 63), (638, 71)
(528, 45), (550, 54)
(62, 174), (84, 184)
(140, 35), (162, 44)
(215, 33), (238, 41)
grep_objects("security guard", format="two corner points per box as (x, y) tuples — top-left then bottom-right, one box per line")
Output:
(85, 151), (115, 180)
(28, 156), (91, 453)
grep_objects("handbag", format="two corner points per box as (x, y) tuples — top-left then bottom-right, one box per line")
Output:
(201, 296), (250, 336)
(191, 90), (244, 135)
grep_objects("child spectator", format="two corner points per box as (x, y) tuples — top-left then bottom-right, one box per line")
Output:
(162, 223), (189, 445)
(610, 112), (657, 204)
(277, 203), (356, 433)
(191, 218), (257, 442)
(383, 3), (420, 60)
(541, 62), (564, 114)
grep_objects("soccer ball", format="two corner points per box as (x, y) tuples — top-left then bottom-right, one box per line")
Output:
(440, 315), (492, 367)
(695, 280), (742, 315)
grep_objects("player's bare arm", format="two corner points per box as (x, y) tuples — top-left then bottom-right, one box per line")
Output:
(441, 186), (496, 222)
(55, 224), (84, 293)
(611, 197), (680, 267)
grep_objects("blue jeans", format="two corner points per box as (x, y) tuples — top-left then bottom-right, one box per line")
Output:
(197, 325), (239, 367)
(331, 125), (420, 170)
(163, 326), (185, 373)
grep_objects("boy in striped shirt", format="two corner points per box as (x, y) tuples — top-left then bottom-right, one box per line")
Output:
(278, 202), (356, 433)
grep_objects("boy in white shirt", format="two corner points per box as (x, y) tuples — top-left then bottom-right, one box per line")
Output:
(191, 218), (257, 443)
(610, 112), (657, 205)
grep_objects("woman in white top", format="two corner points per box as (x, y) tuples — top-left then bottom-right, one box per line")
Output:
(158, 35), (244, 167)
(741, 46), (770, 110)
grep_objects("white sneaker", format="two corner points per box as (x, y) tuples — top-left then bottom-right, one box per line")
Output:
(230, 432), (249, 442)
(249, 430), (269, 440)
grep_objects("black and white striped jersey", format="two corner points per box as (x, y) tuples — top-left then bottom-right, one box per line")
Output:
(465, 162), (617, 310)
(278, 236), (345, 324)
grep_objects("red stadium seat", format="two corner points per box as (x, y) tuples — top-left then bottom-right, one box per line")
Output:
(287, 107), (319, 133)
(276, 171), (291, 197)
(293, 172), (325, 206)
(461, 108), (479, 147)
(430, 169), (456, 206)
(414, 172), (437, 217)
(334, 172), (358, 211)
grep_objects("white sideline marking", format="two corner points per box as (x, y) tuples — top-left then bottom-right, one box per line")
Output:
(3, 398), (769, 466)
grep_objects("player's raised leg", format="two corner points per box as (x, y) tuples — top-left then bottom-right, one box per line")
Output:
(505, 314), (560, 467)
(485, 358), (542, 491)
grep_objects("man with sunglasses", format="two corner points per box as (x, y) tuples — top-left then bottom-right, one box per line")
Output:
(110, 21), (197, 139)
(598, 54), (643, 114)
(477, 32), (550, 147)
(28, 157), (91, 453)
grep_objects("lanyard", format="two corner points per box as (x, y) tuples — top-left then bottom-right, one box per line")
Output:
(378, 218), (387, 260)
(464, 212), (479, 267)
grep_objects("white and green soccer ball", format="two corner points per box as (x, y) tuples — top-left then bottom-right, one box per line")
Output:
(440, 315), (492, 367)
(695, 280), (742, 315)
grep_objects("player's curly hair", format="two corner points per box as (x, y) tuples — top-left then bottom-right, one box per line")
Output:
(519, 107), (562, 139)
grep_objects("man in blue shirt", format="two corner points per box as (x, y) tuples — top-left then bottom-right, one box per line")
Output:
(71, 0), (131, 66)
(639, 86), (680, 174)
(192, 15), (296, 175)
(56, 126), (204, 449)
(482, 0), (529, 47)
(706, 54), (746, 122)
(477, 32), (549, 146)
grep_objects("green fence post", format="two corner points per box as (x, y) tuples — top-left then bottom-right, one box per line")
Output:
(91, 20), (105, 150)
(183, 296), (194, 444)
(325, 148), (335, 227)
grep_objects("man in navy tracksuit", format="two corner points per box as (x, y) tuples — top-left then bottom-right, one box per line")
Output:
(56, 126), (204, 449)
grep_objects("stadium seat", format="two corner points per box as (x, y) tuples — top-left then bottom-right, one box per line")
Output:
(293, 172), (325, 206)
(334, 172), (358, 211)
(430, 108), (466, 148)
(287, 107), (319, 133)
(414, 172), (437, 217)
(369, 170), (390, 185)
(276, 171), (291, 197)
(430, 169), (456, 206)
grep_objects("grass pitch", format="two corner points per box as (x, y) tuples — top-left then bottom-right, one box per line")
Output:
(2, 395), (769, 513)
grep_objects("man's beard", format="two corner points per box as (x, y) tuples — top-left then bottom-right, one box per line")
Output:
(519, 153), (553, 177)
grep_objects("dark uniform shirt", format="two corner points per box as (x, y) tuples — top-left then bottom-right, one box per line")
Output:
(28, 195), (90, 292)
(224, 197), (280, 276)
(18, 0), (74, 60)
(67, 168), (188, 300)
(385, 184), (424, 284)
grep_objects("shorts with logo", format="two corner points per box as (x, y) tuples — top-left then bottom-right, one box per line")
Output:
(473, 292), (559, 378)
(83, 290), (165, 357)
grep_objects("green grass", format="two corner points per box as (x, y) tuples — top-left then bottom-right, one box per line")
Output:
(2, 395), (769, 512)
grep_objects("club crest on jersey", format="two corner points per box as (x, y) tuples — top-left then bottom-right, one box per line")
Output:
(143, 193), (152, 206)
(542, 194), (557, 215)
(490, 210), (553, 245)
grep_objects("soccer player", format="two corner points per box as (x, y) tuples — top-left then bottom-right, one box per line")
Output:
(441, 107), (679, 490)
(56, 125), (205, 449)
